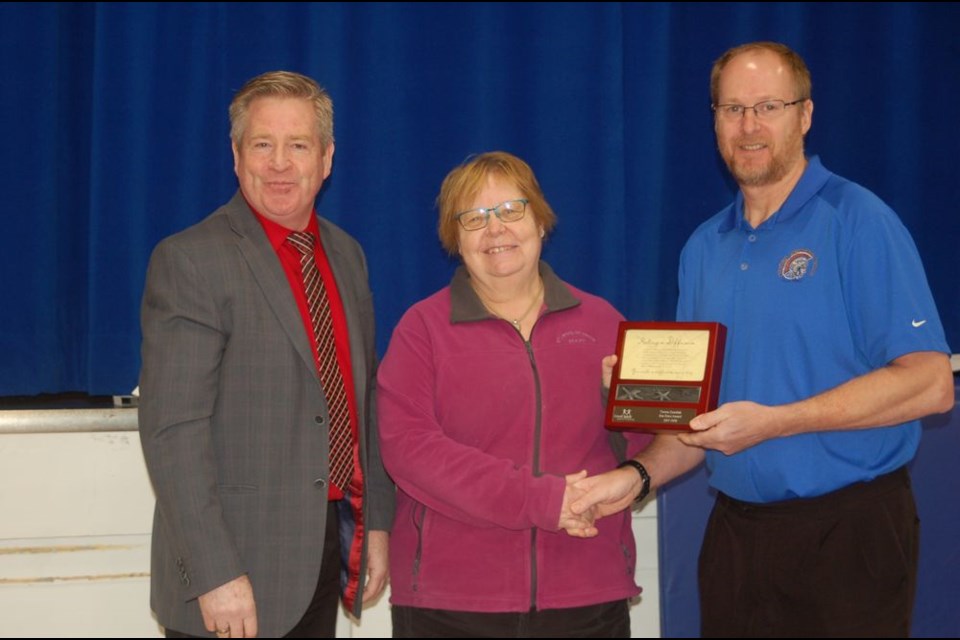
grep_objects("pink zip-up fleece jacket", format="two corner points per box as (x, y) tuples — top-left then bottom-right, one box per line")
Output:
(377, 262), (652, 612)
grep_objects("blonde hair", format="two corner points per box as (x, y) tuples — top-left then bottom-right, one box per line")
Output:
(436, 151), (557, 255)
(229, 71), (334, 148)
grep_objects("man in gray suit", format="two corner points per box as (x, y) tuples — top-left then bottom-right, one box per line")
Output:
(139, 71), (394, 638)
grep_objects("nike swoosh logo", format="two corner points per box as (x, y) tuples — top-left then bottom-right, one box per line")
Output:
(912, 319), (927, 328)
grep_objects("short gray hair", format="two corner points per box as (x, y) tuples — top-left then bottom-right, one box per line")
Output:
(229, 70), (334, 149)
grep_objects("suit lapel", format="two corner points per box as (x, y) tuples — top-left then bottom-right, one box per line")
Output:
(224, 193), (319, 380)
(319, 220), (367, 400)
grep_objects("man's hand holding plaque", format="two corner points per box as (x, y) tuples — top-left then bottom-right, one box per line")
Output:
(605, 322), (726, 432)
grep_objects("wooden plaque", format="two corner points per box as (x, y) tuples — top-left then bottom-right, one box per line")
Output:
(605, 321), (726, 432)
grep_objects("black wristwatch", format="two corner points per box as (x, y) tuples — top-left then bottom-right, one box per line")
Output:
(617, 459), (651, 503)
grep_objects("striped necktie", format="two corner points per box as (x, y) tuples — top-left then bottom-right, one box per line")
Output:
(286, 231), (354, 492)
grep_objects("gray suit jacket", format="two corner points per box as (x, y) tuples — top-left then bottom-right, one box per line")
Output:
(139, 192), (394, 636)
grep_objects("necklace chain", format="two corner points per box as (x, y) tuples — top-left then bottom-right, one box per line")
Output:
(475, 277), (544, 329)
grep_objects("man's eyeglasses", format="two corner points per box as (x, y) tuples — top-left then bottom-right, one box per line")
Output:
(712, 99), (807, 122)
(455, 199), (529, 231)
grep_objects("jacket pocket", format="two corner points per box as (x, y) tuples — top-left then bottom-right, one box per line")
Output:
(217, 484), (258, 494)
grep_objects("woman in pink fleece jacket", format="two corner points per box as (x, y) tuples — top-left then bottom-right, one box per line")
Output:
(377, 152), (652, 638)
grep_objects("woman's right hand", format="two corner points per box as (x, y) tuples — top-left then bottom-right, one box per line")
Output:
(559, 470), (599, 538)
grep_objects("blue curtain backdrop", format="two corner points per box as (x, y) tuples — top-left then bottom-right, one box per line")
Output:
(2, 3), (959, 637)
(2, 2), (957, 396)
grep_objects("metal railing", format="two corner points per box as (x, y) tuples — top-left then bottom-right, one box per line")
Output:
(0, 408), (138, 434)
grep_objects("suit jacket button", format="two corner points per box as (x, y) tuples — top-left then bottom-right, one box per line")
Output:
(314, 416), (325, 424)
(314, 478), (327, 489)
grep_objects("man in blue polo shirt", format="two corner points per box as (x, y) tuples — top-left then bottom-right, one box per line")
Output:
(573, 41), (953, 637)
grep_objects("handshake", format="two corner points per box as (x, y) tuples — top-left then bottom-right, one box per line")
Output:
(558, 466), (646, 538)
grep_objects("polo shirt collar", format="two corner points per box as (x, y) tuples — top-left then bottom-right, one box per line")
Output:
(719, 155), (832, 233)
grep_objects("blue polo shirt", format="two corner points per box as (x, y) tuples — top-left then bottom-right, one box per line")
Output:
(677, 156), (950, 502)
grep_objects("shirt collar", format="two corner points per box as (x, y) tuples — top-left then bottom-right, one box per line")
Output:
(250, 205), (320, 250)
(719, 155), (832, 233)
(449, 260), (580, 324)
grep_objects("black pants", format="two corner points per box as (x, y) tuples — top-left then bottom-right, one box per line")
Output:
(699, 466), (918, 638)
(391, 600), (630, 638)
(167, 505), (342, 638)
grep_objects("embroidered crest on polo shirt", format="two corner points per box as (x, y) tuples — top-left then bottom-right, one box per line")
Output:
(778, 249), (817, 281)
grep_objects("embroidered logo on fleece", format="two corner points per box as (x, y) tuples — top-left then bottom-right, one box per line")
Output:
(556, 330), (597, 344)
(778, 249), (817, 281)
